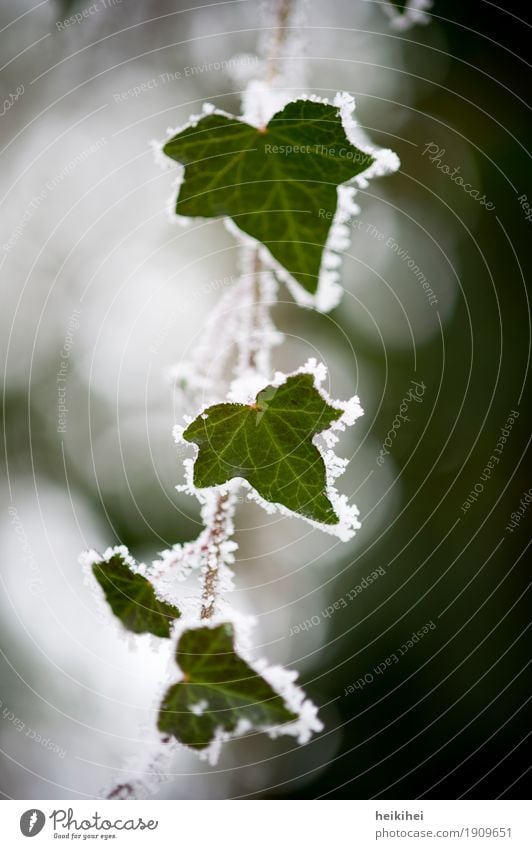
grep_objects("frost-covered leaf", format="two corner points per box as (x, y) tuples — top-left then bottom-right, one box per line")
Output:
(92, 551), (180, 638)
(158, 623), (298, 751)
(163, 99), (374, 295)
(182, 372), (346, 525)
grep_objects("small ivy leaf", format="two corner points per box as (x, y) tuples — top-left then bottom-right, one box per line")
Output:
(163, 99), (374, 296)
(157, 623), (299, 751)
(92, 550), (180, 638)
(182, 372), (345, 526)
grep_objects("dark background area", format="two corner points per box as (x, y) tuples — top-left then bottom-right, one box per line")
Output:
(296, 1), (532, 800)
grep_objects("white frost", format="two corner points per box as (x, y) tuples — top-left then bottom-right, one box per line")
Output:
(189, 699), (208, 716)
(256, 660), (323, 744)
(376, 0), (433, 30)
(101, 724), (179, 800)
(241, 79), (295, 129)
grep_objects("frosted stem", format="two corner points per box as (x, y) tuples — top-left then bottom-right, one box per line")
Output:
(266, 0), (294, 80)
(196, 0), (295, 618)
(105, 735), (177, 800)
(200, 491), (237, 620)
(247, 250), (262, 371)
(235, 246), (275, 376)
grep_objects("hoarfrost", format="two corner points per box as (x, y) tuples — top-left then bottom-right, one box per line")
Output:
(189, 700), (208, 716)
(378, 0), (433, 30)
(102, 724), (179, 800)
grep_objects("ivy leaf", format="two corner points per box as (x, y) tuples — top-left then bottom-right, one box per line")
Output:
(182, 372), (343, 525)
(163, 99), (374, 295)
(92, 550), (180, 638)
(158, 623), (298, 750)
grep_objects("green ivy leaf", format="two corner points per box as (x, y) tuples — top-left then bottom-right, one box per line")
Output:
(182, 372), (343, 525)
(163, 99), (374, 294)
(92, 551), (180, 638)
(158, 623), (298, 750)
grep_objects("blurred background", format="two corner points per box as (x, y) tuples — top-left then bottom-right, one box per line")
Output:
(0, 0), (530, 799)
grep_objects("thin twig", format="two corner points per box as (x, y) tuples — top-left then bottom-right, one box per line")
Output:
(200, 491), (232, 620)
(266, 0), (293, 80)
(107, 783), (134, 800)
(244, 247), (265, 372)
(196, 0), (292, 619)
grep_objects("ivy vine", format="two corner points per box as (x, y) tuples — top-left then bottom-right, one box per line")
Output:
(80, 0), (404, 797)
